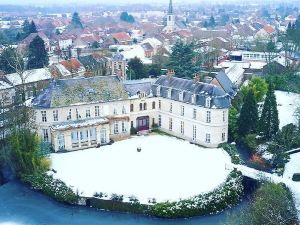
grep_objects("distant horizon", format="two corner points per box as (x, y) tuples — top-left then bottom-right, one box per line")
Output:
(0, 0), (296, 7)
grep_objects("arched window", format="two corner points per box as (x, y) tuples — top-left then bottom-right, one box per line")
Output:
(144, 103), (147, 110)
(152, 101), (156, 109)
(139, 103), (143, 111)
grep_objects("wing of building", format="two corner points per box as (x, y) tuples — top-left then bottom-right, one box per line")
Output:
(33, 74), (230, 151)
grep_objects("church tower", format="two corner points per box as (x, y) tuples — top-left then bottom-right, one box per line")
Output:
(164, 0), (176, 33)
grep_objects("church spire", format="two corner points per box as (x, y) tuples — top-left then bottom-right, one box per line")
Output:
(168, 0), (173, 14)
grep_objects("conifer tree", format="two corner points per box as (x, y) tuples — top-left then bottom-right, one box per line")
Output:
(29, 21), (37, 33)
(238, 89), (258, 136)
(70, 12), (83, 29)
(259, 82), (279, 139)
(27, 36), (49, 69)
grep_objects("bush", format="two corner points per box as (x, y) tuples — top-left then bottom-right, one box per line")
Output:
(130, 127), (137, 135)
(292, 173), (300, 181)
(243, 134), (257, 152)
(21, 172), (79, 204)
(219, 143), (244, 164)
(149, 171), (243, 218)
(39, 157), (51, 171)
(129, 195), (139, 204)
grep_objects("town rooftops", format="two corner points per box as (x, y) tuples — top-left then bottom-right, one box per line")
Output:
(33, 75), (129, 108)
(152, 75), (230, 109)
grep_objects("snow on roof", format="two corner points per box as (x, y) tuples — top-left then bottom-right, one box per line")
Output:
(51, 117), (109, 131)
(225, 64), (245, 84)
(141, 37), (162, 49)
(55, 64), (72, 77)
(249, 61), (267, 69)
(5, 68), (51, 86)
(0, 80), (13, 90)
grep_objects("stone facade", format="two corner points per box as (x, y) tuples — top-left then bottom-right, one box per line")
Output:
(33, 75), (230, 151)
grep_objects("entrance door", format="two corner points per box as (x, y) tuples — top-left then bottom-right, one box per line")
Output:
(136, 116), (149, 131)
(58, 134), (65, 150)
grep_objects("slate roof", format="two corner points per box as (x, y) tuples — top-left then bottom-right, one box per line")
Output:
(33, 76), (129, 108)
(152, 75), (230, 109)
(215, 71), (237, 98)
(123, 79), (155, 97)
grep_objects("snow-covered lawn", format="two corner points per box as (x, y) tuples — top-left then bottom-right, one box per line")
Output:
(275, 91), (300, 128)
(50, 135), (232, 204)
(283, 152), (300, 215)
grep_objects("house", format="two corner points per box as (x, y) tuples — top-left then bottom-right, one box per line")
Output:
(19, 32), (51, 52)
(109, 53), (127, 80)
(33, 72), (230, 151)
(79, 54), (109, 77)
(255, 25), (275, 40)
(59, 58), (86, 77)
(111, 32), (132, 45)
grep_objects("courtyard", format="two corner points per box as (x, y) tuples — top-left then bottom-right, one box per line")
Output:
(50, 135), (232, 204)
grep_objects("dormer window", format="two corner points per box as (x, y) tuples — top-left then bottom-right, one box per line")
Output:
(138, 91), (146, 99)
(179, 91), (184, 102)
(191, 94), (196, 104)
(157, 86), (161, 96)
(205, 97), (211, 108)
(168, 88), (172, 99)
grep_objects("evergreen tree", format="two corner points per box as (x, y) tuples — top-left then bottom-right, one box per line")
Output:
(27, 36), (49, 69)
(238, 89), (258, 136)
(29, 21), (37, 33)
(70, 12), (83, 29)
(259, 82), (279, 139)
(168, 40), (199, 78)
(127, 57), (147, 79)
(120, 12), (135, 23)
(209, 16), (216, 27)
(295, 14), (300, 29)
(22, 19), (31, 36)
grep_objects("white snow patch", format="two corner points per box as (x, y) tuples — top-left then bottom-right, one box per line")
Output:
(50, 135), (232, 204)
(275, 91), (300, 128)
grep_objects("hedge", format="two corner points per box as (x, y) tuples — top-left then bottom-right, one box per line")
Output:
(21, 172), (79, 204)
(149, 171), (243, 218)
(219, 143), (244, 164)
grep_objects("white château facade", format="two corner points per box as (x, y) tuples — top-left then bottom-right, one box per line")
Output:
(33, 72), (231, 152)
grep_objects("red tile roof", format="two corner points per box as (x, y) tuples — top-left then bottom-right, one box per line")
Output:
(60, 58), (82, 71)
(263, 25), (275, 34)
(111, 32), (131, 42)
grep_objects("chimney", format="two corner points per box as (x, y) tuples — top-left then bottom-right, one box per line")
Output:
(167, 69), (175, 78)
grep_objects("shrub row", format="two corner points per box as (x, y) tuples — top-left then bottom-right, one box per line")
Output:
(219, 143), (244, 164)
(149, 171), (244, 218)
(21, 172), (79, 204)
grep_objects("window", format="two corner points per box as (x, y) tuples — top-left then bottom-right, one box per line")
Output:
(71, 131), (78, 144)
(53, 110), (58, 122)
(86, 109), (91, 118)
(139, 103), (143, 111)
(169, 103), (172, 113)
(144, 103), (147, 110)
(139, 92), (146, 98)
(152, 118), (155, 126)
(76, 108), (81, 120)
(168, 88), (172, 98)
(158, 115), (161, 127)
(205, 97), (211, 108)
(152, 101), (156, 109)
(157, 86), (161, 96)
(179, 91), (184, 101)
(222, 132), (226, 141)
(131, 121), (133, 128)
(206, 111), (211, 123)
(122, 121), (126, 133)
(181, 105), (184, 116)
(113, 108), (117, 115)
(67, 109), (72, 120)
(95, 106), (100, 117)
(130, 104), (134, 112)
(43, 129), (49, 142)
(192, 125), (196, 141)
(223, 111), (226, 122)
(41, 111), (47, 122)
(114, 121), (119, 134)
(90, 128), (96, 141)
(169, 118), (172, 131)
(80, 130), (88, 142)
(122, 106), (126, 114)
(205, 133), (211, 143)
(193, 108), (197, 119)
(159, 100), (161, 109)
(192, 94), (196, 104)
(181, 121), (184, 134)
(100, 129), (106, 144)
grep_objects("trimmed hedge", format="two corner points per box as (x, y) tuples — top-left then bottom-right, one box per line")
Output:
(21, 172), (79, 204)
(149, 171), (243, 218)
(219, 143), (244, 164)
